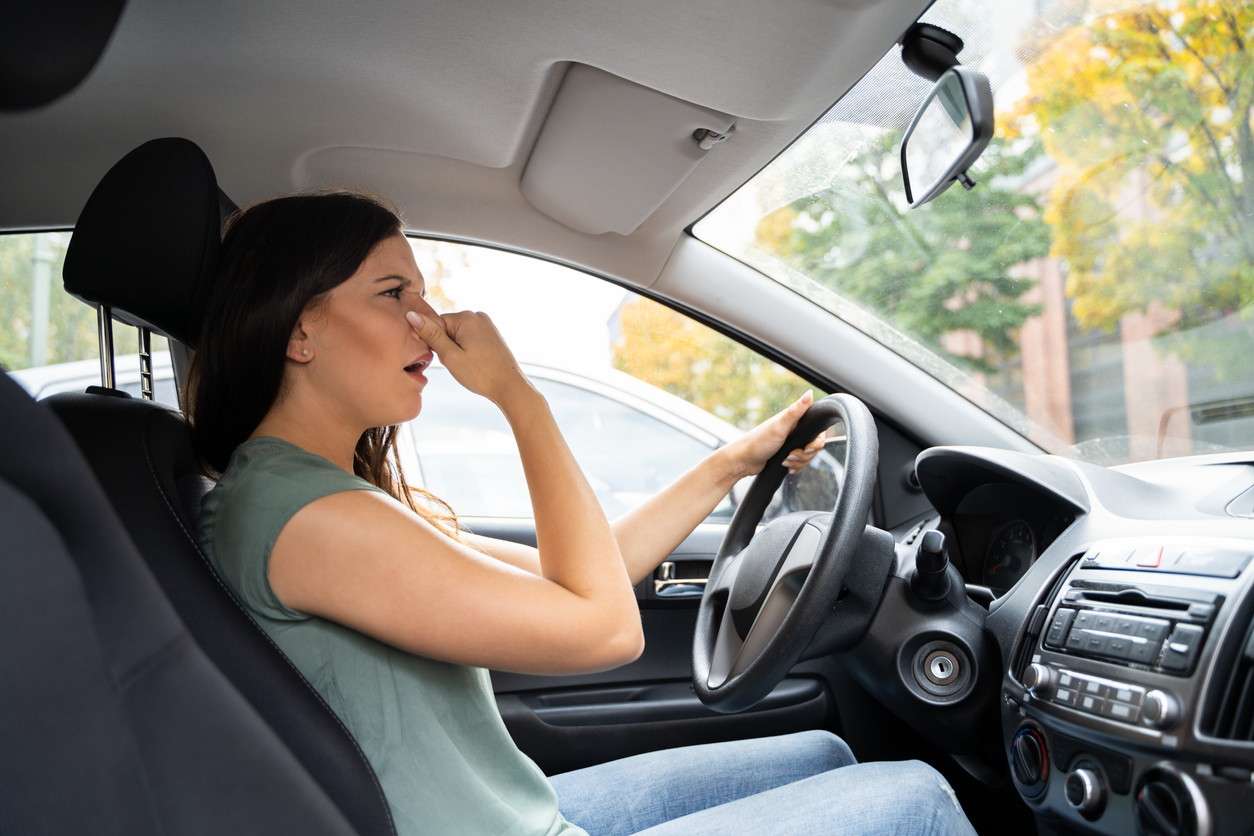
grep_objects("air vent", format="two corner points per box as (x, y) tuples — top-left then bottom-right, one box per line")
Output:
(1199, 595), (1254, 741)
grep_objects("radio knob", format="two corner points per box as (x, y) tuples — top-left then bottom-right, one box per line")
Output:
(1065, 768), (1106, 819)
(1141, 690), (1180, 730)
(1023, 663), (1054, 698)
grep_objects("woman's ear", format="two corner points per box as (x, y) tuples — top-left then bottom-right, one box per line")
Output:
(286, 319), (313, 363)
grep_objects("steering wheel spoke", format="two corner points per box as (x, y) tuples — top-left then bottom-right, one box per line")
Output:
(707, 522), (822, 687)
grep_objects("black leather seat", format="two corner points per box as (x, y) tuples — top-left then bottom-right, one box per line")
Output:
(43, 138), (396, 836)
(0, 371), (356, 835)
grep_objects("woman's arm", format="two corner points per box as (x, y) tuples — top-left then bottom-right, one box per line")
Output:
(468, 392), (827, 586)
(268, 311), (643, 676)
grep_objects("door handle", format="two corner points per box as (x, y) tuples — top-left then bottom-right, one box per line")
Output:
(654, 561), (707, 598)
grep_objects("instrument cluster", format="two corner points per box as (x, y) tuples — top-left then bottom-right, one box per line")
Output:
(947, 481), (1077, 595)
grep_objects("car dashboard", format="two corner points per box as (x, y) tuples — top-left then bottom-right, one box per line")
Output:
(914, 447), (1254, 836)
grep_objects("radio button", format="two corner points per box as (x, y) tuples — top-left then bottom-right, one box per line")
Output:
(1073, 610), (1095, 630)
(1105, 636), (1131, 659)
(1133, 618), (1170, 644)
(1083, 632), (1110, 656)
(1054, 687), (1077, 706)
(1045, 609), (1076, 648)
(1065, 629), (1086, 650)
(1110, 685), (1144, 706)
(1159, 624), (1204, 672)
(1077, 693), (1104, 714)
(1127, 637), (1159, 665)
(1100, 700), (1139, 722)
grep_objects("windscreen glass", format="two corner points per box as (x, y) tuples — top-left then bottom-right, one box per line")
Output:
(696, 0), (1254, 464)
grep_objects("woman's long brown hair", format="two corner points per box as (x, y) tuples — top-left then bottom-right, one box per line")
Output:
(185, 190), (458, 536)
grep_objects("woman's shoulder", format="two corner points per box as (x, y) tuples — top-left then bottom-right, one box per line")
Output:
(206, 436), (384, 524)
(198, 437), (387, 619)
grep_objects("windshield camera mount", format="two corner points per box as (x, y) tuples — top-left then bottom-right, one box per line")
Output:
(900, 23), (964, 82)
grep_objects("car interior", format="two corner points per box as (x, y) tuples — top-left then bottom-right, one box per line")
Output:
(3, 1), (1254, 835)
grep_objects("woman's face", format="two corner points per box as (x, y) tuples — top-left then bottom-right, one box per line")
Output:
(293, 234), (443, 430)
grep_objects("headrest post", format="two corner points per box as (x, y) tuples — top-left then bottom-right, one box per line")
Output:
(97, 304), (116, 389)
(138, 327), (154, 401)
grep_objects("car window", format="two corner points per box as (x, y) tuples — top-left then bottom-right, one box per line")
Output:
(407, 238), (843, 520)
(414, 368), (734, 519)
(695, 0), (1254, 466)
(2, 231), (172, 399)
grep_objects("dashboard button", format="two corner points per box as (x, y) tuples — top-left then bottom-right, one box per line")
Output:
(1065, 629), (1086, 650)
(1093, 613), (1116, 632)
(1073, 610), (1095, 630)
(1172, 549), (1251, 578)
(1100, 700), (1139, 722)
(1126, 637), (1159, 665)
(1110, 685), (1144, 705)
(1082, 632), (1110, 656)
(1045, 609), (1076, 648)
(1080, 678), (1105, 697)
(1078, 693), (1104, 714)
(1114, 616), (1138, 635)
(1054, 687), (1077, 706)
(1105, 636), (1131, 659)
(1133, 618), (1170, 644)
(1159, 624), (1204, 672)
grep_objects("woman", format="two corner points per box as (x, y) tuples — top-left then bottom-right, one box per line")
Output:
(190, 191), (976, 836)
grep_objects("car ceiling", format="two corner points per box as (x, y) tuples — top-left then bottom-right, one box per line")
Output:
(0, 0), (929, 287)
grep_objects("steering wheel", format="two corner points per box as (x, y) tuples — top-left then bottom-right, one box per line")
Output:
(693, 394), (881, 713)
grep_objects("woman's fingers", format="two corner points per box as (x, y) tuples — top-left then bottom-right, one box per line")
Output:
(782, 430), (826, 474)
(406, 310), (456, 355)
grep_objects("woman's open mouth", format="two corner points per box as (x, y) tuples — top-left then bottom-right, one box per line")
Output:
(404, 354), (432, 382)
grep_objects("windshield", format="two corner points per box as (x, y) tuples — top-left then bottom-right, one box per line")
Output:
(695, 0), (1254, 465)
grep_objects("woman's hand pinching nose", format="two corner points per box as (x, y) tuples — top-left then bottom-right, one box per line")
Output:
(406, 311), (424, 329)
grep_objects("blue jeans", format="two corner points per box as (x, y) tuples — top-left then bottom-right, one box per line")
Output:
(549, 730), (977, 836)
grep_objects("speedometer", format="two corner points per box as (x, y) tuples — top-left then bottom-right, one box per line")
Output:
(983, 520), (1035, 592)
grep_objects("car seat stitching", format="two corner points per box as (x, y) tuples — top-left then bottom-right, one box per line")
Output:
(137, 408), (397, 836)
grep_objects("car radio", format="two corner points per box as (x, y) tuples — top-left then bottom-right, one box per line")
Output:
(1006, 537), (1254, 835)
(1013, 541), (1245, 731)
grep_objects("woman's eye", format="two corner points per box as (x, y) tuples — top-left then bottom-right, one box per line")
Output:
(382, 286), (404, 299)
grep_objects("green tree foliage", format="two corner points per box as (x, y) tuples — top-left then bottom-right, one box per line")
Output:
(1, 232), (163, 373)
(0, 233), (97, 371)
(1016, 0), (1254, 334)
(611, 294), (824, 431)
(754, 134), (1052, 374)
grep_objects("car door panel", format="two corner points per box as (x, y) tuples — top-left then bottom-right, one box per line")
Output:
(470, 518), (837, 773)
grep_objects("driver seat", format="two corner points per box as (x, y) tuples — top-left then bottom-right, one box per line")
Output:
(42, 138), (396, 836)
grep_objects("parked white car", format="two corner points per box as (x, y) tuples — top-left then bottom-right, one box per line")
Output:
(10, 354), (843, 522)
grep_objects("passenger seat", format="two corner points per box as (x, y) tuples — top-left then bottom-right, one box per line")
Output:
(0, 371), (356, 835)
(44, 138), (396, 836)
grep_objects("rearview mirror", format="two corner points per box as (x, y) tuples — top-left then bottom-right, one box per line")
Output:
(900, 66), (994, 207)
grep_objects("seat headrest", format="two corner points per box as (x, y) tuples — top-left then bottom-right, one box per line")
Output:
(63, 137), (232, 348)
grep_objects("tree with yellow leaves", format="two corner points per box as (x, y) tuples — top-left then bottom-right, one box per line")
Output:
(1014, 0), (1254, 337)
(611, 294), (822, 431)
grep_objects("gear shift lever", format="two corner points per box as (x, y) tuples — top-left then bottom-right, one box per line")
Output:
(912, 529), (952, 602)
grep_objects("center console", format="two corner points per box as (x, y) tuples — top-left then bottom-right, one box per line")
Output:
(1002, 538), (1254, 835)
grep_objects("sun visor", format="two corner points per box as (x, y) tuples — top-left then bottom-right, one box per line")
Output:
(521, 65), (735, 236)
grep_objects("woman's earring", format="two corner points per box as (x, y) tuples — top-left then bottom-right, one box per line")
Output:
(301, 349), (309, 356)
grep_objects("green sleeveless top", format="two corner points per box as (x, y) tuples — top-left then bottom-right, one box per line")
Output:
(197, 436), (585, 836)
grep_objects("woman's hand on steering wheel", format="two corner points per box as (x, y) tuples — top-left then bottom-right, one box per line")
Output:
(724, 391), (828, 479)
(406, 309), (534, 408)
